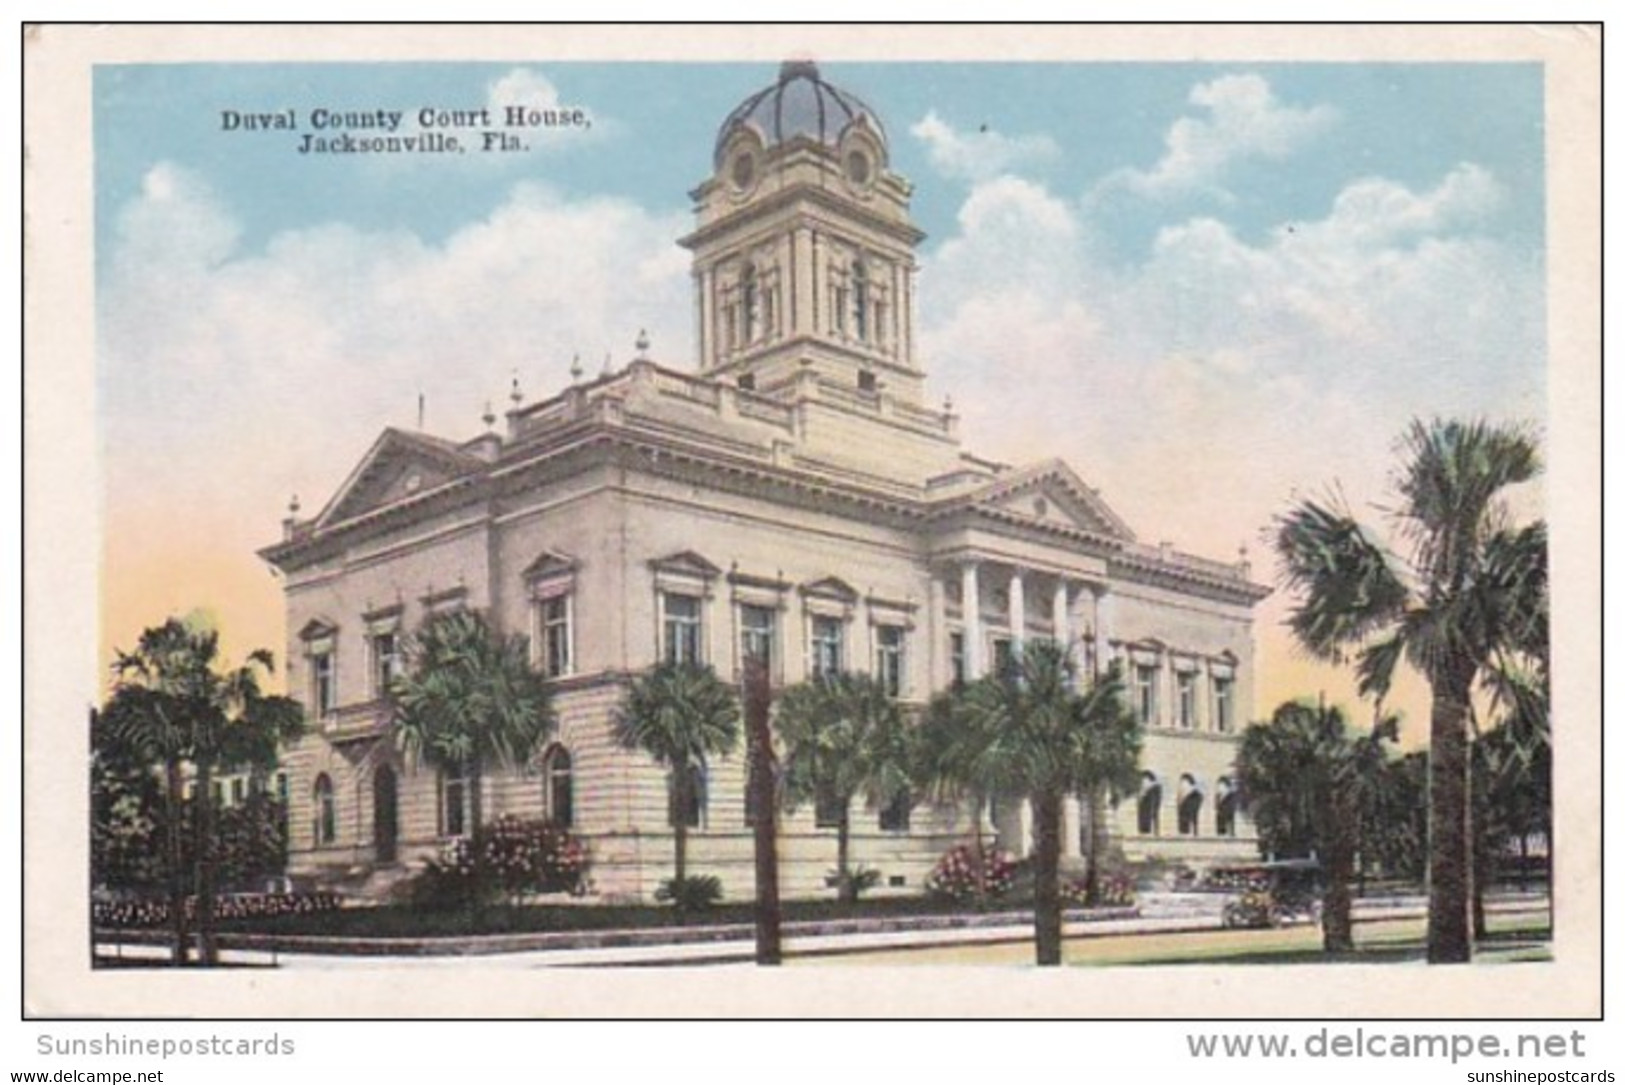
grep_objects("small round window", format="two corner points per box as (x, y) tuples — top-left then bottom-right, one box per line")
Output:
(730, 152), (756, 191)
(846, 149), (872, 186)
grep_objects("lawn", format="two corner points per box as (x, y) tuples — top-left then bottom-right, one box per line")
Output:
(788, 911), (1552, 967)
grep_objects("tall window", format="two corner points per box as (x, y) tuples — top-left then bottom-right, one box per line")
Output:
(441, 766), (468, 838)
(311, 650), (336, 718)
(1177, 775), (1203, 836)
(370, 631), (400, 697)
(740, 603), (776, 674)
(1216, 777), (1238, 837)
(741, 263), (759, 342)
(851, 260), (870, 341)
(1137, 773), (1161, 836)
(879, 789), (911, 832)
(875, 625), (905, 698)
(542, 745), (573, 828)
(663, 593), (704, 666)
(313, 773), (336, 845)
(1134, 663), (1159, 726)
(810, 615), (843, 677)
(992, 637), (1016, 681)
(536, 594), (572, 678)
(1176, 671), (1196, 729)
(1213, 676), (1234, 734)
(668, 763), (706, 829)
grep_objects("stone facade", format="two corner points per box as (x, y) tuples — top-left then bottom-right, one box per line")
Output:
(259, 62), (1269, 902)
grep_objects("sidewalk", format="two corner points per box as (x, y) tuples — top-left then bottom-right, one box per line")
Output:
(93, 892), (1549, 968)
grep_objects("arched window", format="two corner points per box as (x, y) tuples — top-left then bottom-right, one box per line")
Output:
(1177, 773), (1204, 836)
(1137, 772), (1162, 836)
(741, 264), (759, 343)
(851, 259), (870, 341)
(668, 763), (706, 829)
(1216, 776), (1238, 837)
(313, 773), (336, 846)
(542, 745), (574, 828)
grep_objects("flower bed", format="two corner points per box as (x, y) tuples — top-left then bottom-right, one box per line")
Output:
(93, 892), (343, 929)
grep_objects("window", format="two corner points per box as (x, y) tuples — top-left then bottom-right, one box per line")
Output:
(370, 631), (400, 697)
(875, 625), (905, 698)
(992, 637), (1016, 681)
(1137, 774), (1161, 836)
(737, 372), (756, 391)
(1216, 777), (1238, 837)
(810, 615), (843, 677)
(740, 603), (776, 674)
(1134, 663), (1159, 726)
(857, 369), (877, 393)
(815, 782), (846, 829)
(313, 773), (336, 845)
(662, 592), (704, 666)
(949, 631), (966, 687)
(741, 263), (759, 342)
(1176, 671), (1196, 729)
(668, 763), (706, 829)
(852, 260), (870, 341)
(879, 789), (911, 832)
(1177, 775), (1203, 836)
(542, 745), (573, 828)
(1213, 676), (1234, 734)
(230, 777), (246, 806)
(441, 766), (468, 838)
(536, 594), (572, 677)
(311, 650), (336, 718)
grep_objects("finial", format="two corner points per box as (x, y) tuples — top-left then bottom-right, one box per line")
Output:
(482, 401), (496, 429)
(943, 393), (954, 414)
(288, 494), (301, 517)
(509, 372), (523, 406)
(601, 352), (612, 377)
(569, 353), (583, 383)
(780, 59), (819, 82)
(635, 329), (651, 360)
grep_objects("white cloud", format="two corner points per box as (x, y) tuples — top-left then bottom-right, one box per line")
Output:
(909, 111), (1060, 183)
(99, 162), (691, 540)
(1094, 73), (1336, 201)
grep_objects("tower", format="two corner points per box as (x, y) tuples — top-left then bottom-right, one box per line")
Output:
(680, 61), (927, 405)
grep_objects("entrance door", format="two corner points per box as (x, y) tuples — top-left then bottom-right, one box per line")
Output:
(373, 765), (398, 863)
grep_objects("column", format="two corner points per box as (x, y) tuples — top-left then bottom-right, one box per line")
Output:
(1008, 568), (1026, 651)
(1062, 795), (1083, 859)
(961, 561), (983, 679)
(928, 574), (947, 692)
(1092, 585), (1112, 679)
(1051, 578), (1071, 652)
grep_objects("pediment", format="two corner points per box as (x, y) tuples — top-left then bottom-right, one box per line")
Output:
(298, 617), (338, 642)
(971, 459), (1136, 541)
(800, 576), (859, 602)
(314, 428), (483, 529)
(523, 549), (578, 581)
(648, 550), (722, 579)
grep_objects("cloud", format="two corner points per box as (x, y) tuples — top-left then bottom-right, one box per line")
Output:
(909, 110), (1060, 183)
(1094, 73), (1336, 201)
(99, 162), (691, 541)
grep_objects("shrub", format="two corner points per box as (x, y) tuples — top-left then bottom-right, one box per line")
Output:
(406, 817), (591, 909)
(924, 844), (1017, 903)
(654, 874), (723, 911)
(827, 865), (883, 901)
(1059, 871), (1138, 908)
(92, 892), (342, 929)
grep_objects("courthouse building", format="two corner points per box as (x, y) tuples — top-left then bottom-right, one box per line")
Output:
(260, 62), (1269, 900)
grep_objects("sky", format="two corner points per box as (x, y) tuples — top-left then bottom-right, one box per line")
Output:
(93, 59), (1549, 741)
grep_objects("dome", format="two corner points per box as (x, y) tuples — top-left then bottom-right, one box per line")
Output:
(713, 60), (886, 170)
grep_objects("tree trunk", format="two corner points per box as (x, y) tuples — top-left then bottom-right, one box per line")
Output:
(1321, 831), (1355, 953)
(1032, 790), (1064, 966)
(673, 767), (689, 886)
(836, 808), (853, 903)
(970, 793), (988, 905)
(1427, 666), (1475, 964)
(164, 760), (189, 966)
(193, 760), (218, 966)
(744, 658), (780, 965)
(1083, 785), (1106, 906)
(468, 761), (484, 837)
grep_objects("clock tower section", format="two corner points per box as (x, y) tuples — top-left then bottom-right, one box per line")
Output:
(680, 61), (928, 407)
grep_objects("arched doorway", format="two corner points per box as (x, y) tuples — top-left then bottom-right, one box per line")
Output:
(373, 765), (398, 863)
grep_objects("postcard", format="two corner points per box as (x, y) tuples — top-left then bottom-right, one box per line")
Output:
(23, 23), (1601, 1019)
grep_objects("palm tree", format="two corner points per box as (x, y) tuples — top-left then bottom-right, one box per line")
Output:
(1274, 418), (1543, 963)
(1236, 699), (1398, 952)
(955, 640), (1139, 965)
(612, 661), (740, 887)
(99, 617), (304, 965)
(915, 686), (995, 901)
(391, 609), (555, 837)
(776, 671), (913, 902)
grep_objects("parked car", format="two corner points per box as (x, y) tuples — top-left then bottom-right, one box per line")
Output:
(1213, 859), (1324, 929)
